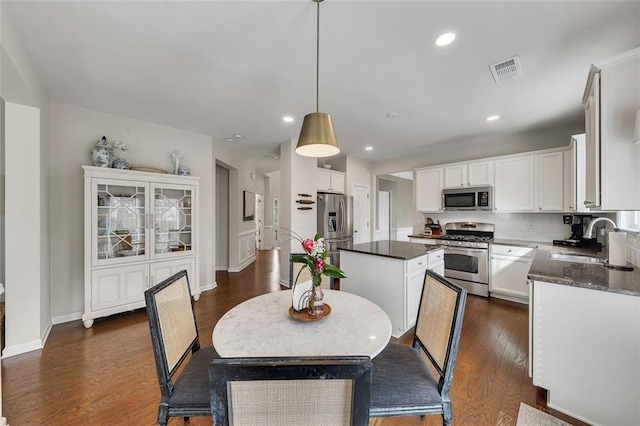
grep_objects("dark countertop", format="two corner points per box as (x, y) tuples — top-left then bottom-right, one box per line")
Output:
(528, 244), (640, 297)
(491, 238), (541, 248)
(340, 240), (442, 260)
(407, 234), (443, 240)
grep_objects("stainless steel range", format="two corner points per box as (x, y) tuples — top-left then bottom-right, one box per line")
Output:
(442, 222), (495, 297)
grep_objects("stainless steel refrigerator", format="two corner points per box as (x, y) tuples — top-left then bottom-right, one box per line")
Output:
(317, 192), (353, 269)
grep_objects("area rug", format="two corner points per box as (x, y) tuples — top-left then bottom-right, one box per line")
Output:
(516, 403), (572, 426)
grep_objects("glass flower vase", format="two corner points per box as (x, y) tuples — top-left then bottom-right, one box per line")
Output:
(309, 285), (324, 316)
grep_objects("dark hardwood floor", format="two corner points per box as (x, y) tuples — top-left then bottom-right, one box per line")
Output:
(3, 249), (586, 425)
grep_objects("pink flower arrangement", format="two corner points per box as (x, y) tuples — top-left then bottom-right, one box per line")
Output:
(292, 234), (345, 287)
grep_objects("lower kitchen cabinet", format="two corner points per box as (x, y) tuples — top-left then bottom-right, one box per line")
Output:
(341, 248), (444, 338)
(530, 280), (640, 426)
(489, 244), (534, 304)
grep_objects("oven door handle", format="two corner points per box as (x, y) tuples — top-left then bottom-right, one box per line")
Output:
(444, 247), (487, 253)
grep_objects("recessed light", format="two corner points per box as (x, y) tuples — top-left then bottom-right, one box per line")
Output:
(225, 138), (234, 143)
(233, 134), (242, 139)
(386, 112), (399, 119)
(365, 146), (373, 151)
(486, 115), (500, 122)
(435, 32), (456, 47)
(282, 116), (294, 123)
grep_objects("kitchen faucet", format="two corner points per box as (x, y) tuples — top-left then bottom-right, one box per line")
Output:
(584, 217), (619, 239)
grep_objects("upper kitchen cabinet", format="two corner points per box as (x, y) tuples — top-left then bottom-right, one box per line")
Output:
(563, 134), (589, 213)
(582, 48), (640, 210)
(494, 156), (535, 211)
(535, 152), (564, 211)
(317, 168), (345, 193)
(444, 161), (494, 188)
(415, 167), (444, 212)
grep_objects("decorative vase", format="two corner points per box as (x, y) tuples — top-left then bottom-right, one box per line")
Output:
(91, 136), (114, 167)
(178, 166), (191, 176)
(309, 286), (324, 316)
(112, 158), (129, 170)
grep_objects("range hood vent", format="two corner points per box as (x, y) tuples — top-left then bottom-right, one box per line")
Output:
(489, 56), (523, 83)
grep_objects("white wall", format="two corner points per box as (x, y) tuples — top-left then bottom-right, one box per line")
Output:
(48, 102), (214, 320)
(279, 140), (317, 286)
(4, 102), (44, 357)
(1, 9), (51, 358)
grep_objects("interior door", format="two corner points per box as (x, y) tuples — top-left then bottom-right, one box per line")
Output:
(353, 184), (370, 244)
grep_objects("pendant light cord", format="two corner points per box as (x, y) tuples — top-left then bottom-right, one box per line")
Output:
(316, 0), (320, 113)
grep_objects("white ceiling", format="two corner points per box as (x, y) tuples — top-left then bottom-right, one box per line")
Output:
(5, 1), (640, 164)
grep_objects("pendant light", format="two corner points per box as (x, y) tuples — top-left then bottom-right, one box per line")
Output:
(295, 0), (340, 158)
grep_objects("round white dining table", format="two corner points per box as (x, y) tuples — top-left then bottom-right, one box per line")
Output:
(212, 289), (392, 358)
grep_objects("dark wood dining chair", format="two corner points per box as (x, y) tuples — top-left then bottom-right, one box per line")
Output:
(209, 356), (372, 426)
(369, 270), (467, 426)
(144, 270), (218, 426)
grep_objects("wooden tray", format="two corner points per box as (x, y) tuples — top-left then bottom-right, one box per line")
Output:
(130, 166), (168, 174)
(288, 303), (331, 322)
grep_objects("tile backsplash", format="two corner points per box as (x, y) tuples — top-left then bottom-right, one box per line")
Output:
(415, 212), (610, 244)
(626, 232), (640, 267)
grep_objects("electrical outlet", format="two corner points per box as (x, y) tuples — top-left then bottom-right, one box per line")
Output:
(527, 221), (536, 231)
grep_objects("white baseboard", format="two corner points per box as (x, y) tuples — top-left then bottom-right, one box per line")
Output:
(2, 339), (43, 358)
(280, 279), (291, 288)
(200, 282), (217, 292)
(41, 321), (52, 347)
(228, 255), (256, 273)
(216, 265), (229, 271)
(52, 311), (83, 325)
(0, 416), (7, 426)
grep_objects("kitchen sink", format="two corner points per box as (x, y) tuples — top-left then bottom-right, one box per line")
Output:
(548, 253), (605, 264)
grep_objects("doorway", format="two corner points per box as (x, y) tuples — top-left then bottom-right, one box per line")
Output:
(215, 164), (229, 271)
(378, 190), (390, 241)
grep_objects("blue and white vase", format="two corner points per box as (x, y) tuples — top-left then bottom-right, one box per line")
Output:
(112, 158), (129, 170)
(178, 166), (191, 176)
(91, 136), (114, 167)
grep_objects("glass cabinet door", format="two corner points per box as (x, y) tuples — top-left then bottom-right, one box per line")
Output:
(153, 185), (193, 256)
(95, 181), (147, 264)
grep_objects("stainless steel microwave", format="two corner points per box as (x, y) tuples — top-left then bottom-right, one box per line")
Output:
(442, 186), (492, 211)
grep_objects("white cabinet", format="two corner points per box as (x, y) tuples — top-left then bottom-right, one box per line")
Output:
(317, 168), (345, 193)
(83, 166), (200, 328)
(530, 280), (640, 425)
(494, 155), (535, 211)
(564, 134), (589, 212)
(535, 152), (564, 211)
(489, 244), (534, 303)
(340, 248), (444, 337)
(583, 48), (640, 210)
(415, 167), (444, 212)
(444, 161), (494, 188)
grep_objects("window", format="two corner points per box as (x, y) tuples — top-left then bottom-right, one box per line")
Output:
(617, 211), (640, 231)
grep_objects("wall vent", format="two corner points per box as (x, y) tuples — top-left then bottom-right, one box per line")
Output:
(263, 154), (280, 160)
(489, 56), (523, 83)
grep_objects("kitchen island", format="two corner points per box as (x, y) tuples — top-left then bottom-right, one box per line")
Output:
(340, 240), (444, 338)
(527, 244), (640, 426)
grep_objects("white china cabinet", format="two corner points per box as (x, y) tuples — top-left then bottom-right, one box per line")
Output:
(82, 166), (200, 328)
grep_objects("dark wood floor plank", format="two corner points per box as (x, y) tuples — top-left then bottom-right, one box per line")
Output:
(3, 248), (586, 425)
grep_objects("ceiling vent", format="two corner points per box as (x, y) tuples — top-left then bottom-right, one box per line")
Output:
(263, 154), (279, 160)
(489, 56), (522, 83)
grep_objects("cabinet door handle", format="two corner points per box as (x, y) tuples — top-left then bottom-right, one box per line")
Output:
(507, 249), (512, 253)
(417, 262), (423, 266)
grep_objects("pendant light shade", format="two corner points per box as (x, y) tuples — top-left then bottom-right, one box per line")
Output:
(295, 0), (340, 158)
(295, 112), (339, 157)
